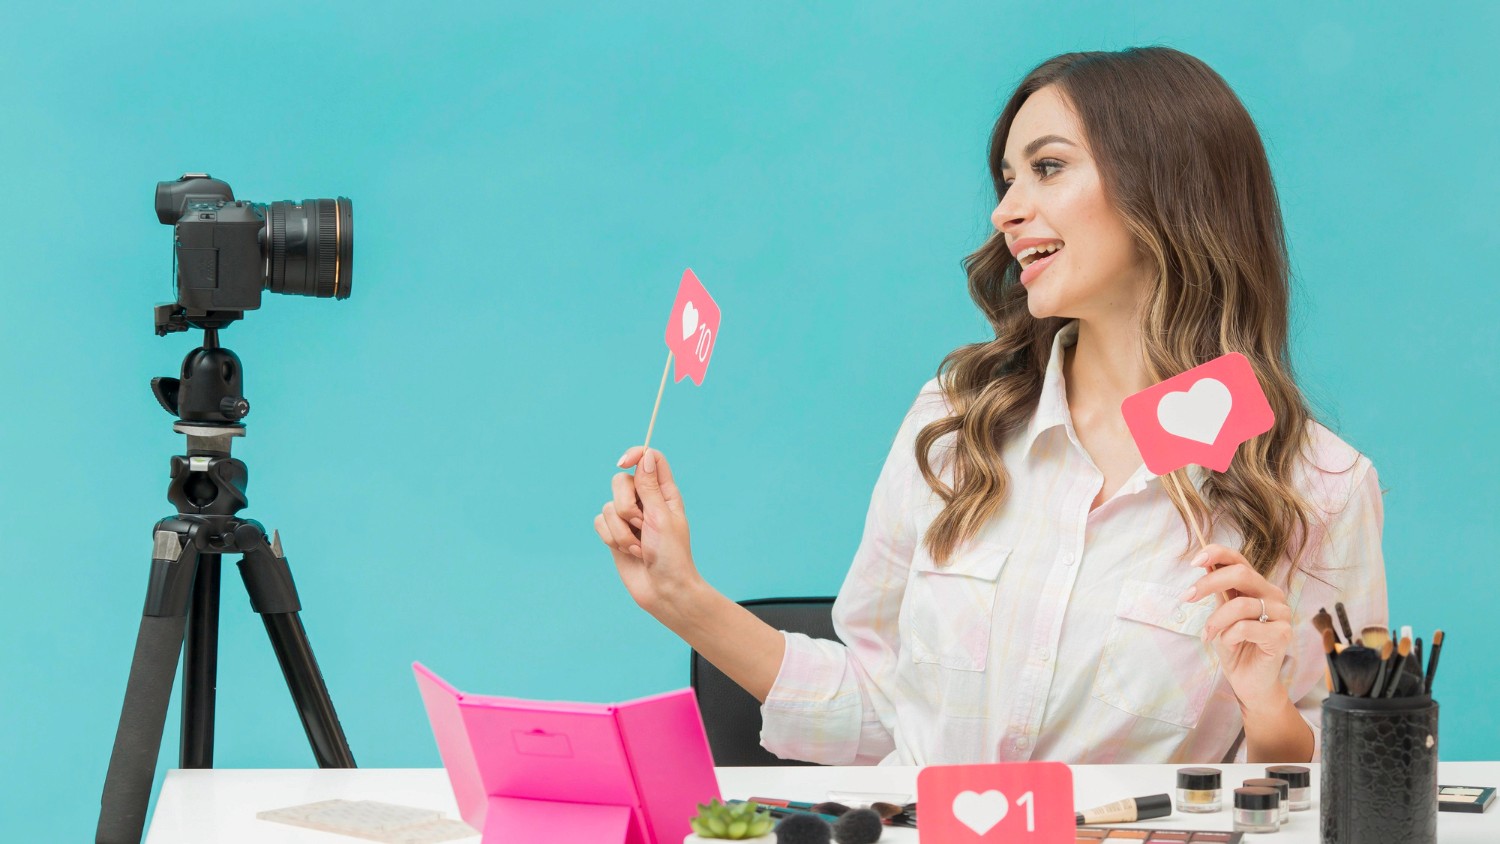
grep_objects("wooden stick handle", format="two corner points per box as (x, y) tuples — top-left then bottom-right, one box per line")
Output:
(1171, 470), (1231, 605)
(642, 351), (672, 455)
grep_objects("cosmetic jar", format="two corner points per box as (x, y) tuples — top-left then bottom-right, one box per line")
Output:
(1265, 765), (1312, 811)
(1244, 778), (1290, 824)
(1175, 767), (1222, 813)
(1233, 786), (1281, 833)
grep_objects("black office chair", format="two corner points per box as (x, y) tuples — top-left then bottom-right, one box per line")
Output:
(690, 597), (841, 766)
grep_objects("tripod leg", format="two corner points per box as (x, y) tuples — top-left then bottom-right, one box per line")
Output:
(180, 552), (221, 768)
(236, 525), (356, 767)
(97, 529), (201, 844)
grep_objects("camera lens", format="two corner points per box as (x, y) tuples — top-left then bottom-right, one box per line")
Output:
(263, 197), (353, 299)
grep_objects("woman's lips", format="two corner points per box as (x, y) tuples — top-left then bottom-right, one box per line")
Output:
(1020, 247), (1062, 285)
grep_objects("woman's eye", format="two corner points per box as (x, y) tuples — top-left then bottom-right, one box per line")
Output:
(1034, 159), (1062, 177)
(1000, 159), (1063, 191)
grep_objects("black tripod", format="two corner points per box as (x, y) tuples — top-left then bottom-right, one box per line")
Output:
(96, 328), (355, 844)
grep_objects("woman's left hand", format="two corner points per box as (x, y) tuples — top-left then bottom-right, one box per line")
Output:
(1180, 544), (1293, 714)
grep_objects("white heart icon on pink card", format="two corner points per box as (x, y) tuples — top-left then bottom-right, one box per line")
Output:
(1156, 377), (1232, 444)
(681, 301), (699, 341)
(952, 789), (1009, 835)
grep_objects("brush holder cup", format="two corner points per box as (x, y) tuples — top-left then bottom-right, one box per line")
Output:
(1320, 692), (1438, 844)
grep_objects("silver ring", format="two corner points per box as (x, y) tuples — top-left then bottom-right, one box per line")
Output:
(1257, 597), (1270, 623)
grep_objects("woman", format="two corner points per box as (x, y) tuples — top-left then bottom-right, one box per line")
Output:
(593, 47), (1386, 766)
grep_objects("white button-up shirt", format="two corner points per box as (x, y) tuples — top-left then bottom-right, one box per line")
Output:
(759, 319), (1388, 766)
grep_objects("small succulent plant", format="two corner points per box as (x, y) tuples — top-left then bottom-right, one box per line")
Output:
(689, 798), (775, 839)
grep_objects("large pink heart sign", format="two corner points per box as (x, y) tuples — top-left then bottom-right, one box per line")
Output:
(1121, 352), (1275, 474)
(916, 762), (1075, 842)
(663, 269), (720, 385)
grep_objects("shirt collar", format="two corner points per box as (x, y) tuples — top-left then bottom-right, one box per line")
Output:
(1020, 318), (1211, 496)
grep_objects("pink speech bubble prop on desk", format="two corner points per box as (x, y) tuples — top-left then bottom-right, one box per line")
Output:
(917, 762), (1075, 841)
(663, 269), (720, 386)
(1121, 352), (1275, 475)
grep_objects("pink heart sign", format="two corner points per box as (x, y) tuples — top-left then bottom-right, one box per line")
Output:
(663, 269), (720, 385)
(1121, 352), (1275, 475)
(916, 762), (1075, 842)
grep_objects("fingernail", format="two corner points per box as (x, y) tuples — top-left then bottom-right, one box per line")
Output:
(1179, 587), (1196, 602)
(642, 449), (656, 473)
(1190, 551), (1208, 567)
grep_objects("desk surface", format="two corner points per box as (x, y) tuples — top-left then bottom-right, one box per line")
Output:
(147, 762), (1500, 843)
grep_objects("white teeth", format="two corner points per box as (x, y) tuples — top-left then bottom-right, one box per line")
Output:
(1017, 241), (1063, 267)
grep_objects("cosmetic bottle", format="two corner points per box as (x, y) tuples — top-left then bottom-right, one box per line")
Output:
(1244, 778), (1290, 825)
(1233, 787), (1281, 833)
(1176, 767), (1222, 813)
(1265, 765), (1312, 811)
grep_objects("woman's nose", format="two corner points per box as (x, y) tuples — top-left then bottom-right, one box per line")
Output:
(992, 186), (1026, 232)
(992, 199), (1022, 233)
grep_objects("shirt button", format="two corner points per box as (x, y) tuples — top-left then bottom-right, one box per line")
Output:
(1037, 647), (1051, 662)
(1061, 552), (1076, 566)
(1173, 609), (1186, 624)
(1015, 736), (1031, 751)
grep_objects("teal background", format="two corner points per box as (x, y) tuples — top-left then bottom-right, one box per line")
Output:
(1, 2), (1494, 838)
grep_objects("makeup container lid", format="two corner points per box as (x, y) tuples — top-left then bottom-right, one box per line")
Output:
(1177, 767), (1222, 790)
(1234, 786), (1279, 811)
(1244, 778), (1290, 799)
(1266, 765), (1311, 787)
(1134, 793), (1174, 819)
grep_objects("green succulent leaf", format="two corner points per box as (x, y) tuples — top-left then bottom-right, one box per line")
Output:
(688, 798), (778, 839)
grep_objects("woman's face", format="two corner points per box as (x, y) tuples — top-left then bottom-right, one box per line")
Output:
(992, 85), (1152, 322)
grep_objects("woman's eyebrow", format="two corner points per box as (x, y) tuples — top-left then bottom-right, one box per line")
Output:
(1000, 135), (1076, 170)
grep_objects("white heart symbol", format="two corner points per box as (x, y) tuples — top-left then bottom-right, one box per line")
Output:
(681, 301), (699, 341)
(1156, 377), (1233, 445)
(952, 789), (1009, 836)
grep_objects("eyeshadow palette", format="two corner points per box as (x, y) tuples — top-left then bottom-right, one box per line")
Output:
(1438, 784), (1495, 813)
(1075, 829), (1242, 842)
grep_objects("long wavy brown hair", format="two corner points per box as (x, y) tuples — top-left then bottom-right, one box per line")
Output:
(916, 47), (1343, 583)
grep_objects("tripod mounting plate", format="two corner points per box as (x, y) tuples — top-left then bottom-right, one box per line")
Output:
(173, 423), (246, 438)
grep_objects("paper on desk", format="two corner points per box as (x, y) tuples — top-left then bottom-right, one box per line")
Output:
(257, 799), (478, 843)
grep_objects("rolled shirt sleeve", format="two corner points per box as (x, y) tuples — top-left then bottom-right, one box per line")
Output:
(758, 381), (944, 765)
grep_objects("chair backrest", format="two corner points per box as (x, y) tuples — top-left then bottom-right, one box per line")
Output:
(689, 597), (840, 767)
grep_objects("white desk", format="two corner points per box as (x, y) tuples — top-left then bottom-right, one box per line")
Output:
(146, 763), (1500, 843)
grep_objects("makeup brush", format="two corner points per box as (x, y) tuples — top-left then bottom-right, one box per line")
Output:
(1395, 636), (1426, 697)
(1360, 626), (1390, 650)
(1338, 644), (1382, 697)
(1369, 640), (1395, 698)
(1335, 602), (1357, 643)
(1314, 608), (1341, 646)
(1423, 630), (1444, 694)
(1322, 628), (1344, 694)
(1383, 636), (1412, 698)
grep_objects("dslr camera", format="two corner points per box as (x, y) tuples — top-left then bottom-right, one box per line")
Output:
(153, 173), (353, 334)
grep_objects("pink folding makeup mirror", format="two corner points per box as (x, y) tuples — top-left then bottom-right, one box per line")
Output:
(413, 662), (722, 843)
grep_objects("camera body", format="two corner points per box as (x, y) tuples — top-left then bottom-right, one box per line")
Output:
(157, 176), (266, 317)
(154, 173), (352, 334)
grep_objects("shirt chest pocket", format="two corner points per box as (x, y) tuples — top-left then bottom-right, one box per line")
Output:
(1090, 578), (1221, 729)
(902, 541), (1011, 671)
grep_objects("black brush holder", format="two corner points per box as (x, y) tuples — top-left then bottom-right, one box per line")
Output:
(1320, 692), (1438, 844)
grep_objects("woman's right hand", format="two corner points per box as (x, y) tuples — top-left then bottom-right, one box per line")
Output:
(594, 446), (704, 621)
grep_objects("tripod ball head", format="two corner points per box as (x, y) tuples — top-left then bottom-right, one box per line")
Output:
(152, 331), (251, 425)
